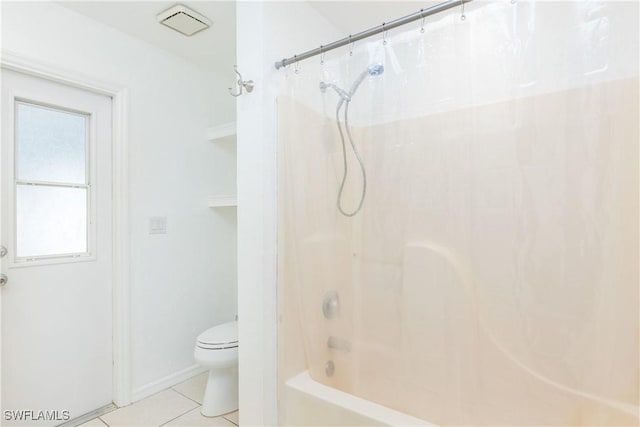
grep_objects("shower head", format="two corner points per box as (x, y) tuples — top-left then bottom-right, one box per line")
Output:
(368, 64), (384, 76)
(349, 64), (384, 97)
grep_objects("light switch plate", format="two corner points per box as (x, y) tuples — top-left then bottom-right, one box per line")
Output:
(149, 216), (167, 234)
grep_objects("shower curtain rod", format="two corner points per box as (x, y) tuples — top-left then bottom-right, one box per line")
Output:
(274, 0), (472, 70)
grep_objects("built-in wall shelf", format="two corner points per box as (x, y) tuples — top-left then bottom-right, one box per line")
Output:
(207, 121), (236, 209)
(207, 122), (236, 142)
(208, 195), (237, 208)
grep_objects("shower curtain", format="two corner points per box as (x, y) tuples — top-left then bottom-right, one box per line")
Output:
(277, 1), (639, 425)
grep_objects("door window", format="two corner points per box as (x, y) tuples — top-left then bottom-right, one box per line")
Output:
(14, 101), (91, 261)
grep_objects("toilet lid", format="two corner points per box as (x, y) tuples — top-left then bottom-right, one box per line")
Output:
(197, 321), (238, 348)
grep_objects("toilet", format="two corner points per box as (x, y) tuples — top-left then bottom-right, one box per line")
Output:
(194, 320), (238, 417)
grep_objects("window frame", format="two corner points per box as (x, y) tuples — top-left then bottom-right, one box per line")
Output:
(10, 97), (97, 266)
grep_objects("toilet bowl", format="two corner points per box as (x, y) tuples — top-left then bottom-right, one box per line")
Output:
(194, 320), (238, 417)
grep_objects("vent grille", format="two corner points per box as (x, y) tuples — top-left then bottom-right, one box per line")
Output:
(157, 5), (211, 36)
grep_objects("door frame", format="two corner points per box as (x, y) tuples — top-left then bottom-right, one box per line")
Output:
(0, 50), (132, 407)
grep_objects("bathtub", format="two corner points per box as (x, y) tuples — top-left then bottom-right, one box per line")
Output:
(282, 370), (640, 426)
(282, 371), (433, 426)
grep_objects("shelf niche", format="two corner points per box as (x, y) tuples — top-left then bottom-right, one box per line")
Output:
(207, 121), (236, 142)
(207, 121), (236, 208)
(208, 196), (237, 208)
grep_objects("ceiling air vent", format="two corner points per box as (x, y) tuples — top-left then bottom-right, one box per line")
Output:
(157, 4), (212, 37)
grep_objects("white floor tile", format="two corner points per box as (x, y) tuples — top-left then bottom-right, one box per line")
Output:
(100, 390), (198, 427)
(172, 372), (208, 404)
(162, 407), (234, 427)
(77, 418), (108, 427)
(223, 411), (238, 426)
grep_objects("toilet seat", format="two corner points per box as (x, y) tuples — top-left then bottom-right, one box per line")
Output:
(196, 321), (238, 350)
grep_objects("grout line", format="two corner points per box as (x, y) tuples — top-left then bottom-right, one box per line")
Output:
(100, 389), (197, 427)
(99, 376), (207, 427)
(222, 412), (238, 426)
(97, 406), (117, 426)
(170, 387), (203, 406)
(157, 405), (202, 427)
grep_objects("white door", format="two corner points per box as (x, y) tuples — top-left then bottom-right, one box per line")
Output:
(0, 69), (113, 426)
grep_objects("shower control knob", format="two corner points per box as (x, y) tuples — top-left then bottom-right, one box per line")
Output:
(322, 292), (340, 319)
(0, 274), (7, 287)
(325, 360), (335, 377)
(0, 246), (6, 258)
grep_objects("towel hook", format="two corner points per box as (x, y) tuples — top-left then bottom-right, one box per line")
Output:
(228, 65), (254, 97)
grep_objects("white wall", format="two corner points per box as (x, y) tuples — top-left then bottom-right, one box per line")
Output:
(235, 2), (341, 425)
(1, 1), (237, 399)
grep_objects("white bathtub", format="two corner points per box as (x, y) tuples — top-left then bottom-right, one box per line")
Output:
(282, 371), (433, 426)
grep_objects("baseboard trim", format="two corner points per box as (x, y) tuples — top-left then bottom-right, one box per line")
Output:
(131, 364), (207, 403)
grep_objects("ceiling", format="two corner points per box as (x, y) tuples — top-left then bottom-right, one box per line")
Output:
(58, 1), (236, 76)
(57, 1), (433, 76)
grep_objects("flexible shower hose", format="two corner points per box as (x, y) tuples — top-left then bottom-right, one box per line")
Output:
(335, 99), (367, 217)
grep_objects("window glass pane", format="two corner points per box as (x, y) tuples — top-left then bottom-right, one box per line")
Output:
(16, 185), (88, 258)
(16, 102), (87, 184)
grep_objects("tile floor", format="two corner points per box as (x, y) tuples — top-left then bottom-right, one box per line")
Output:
(77, 373), (238, 427)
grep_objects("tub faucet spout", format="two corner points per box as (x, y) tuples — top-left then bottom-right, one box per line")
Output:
(327, 336), (352, 352)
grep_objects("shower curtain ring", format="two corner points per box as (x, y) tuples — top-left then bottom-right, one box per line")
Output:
(420, 14), (426, 34)
(349, 35), (354, 56)
(294, 55), (299, 74)
(460, 0), (466, 21)
(320, 47), (325, 65)
(382, 23), (388, 45)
